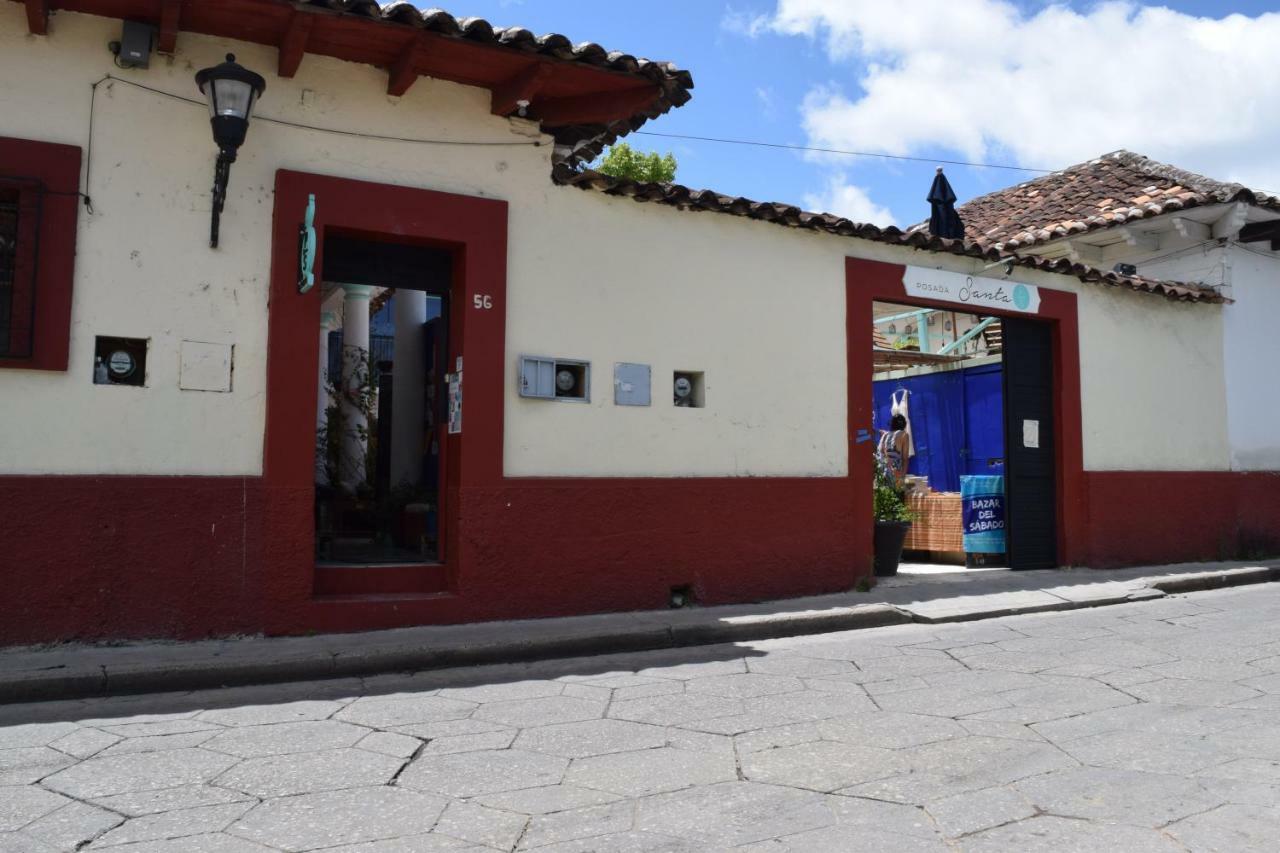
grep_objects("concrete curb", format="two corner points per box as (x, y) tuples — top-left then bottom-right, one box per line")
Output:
(901, 587), (1167, 624)
(904, 598), (1109, 624)
(1, 567), (1275, 705)
(1147, 565), (1280, 594)
(0, 605), (909, 705)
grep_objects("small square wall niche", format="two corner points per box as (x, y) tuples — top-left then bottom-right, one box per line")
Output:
(673, 371), (705, 408)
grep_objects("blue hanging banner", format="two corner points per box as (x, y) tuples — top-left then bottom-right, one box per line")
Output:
(961, 475), (1005, 554)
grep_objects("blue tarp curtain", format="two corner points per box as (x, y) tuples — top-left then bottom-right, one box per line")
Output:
(873, 362), (1005, 493)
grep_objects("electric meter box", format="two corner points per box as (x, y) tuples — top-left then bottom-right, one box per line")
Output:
(93, 335), (148, 386)
(673, 370), (705, 408)
(519, 355), (590, 401)
(613, 363), (651, 406)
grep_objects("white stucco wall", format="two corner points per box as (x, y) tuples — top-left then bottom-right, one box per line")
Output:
(506, 188), (1230, 476)
(0, 5), (1233, 478)
(1074, 284), (1228, 471)
(502, 191), (850, 477)
(1221, 244), (1280, 470)
(1068, 223), (1280, 472)
(0, 6), (549, 475)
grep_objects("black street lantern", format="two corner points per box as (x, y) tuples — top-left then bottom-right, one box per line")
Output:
(195, 53), (266, 248)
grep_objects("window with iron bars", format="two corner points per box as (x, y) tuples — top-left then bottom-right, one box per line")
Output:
(0, 187), (18, 357)
(0, 179), (40, 360)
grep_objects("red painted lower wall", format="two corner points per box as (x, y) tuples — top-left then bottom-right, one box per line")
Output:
(1082, 471), (1280, 568)
(3, 470), (1277, 646)
(0, 477), (269, 643)
(0, 475), (865, 645)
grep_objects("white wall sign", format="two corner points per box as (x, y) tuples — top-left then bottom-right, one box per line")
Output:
(903, 266), (1041, 314)
(1023, 419), (1040, 449)
(179, 340), (233, 393)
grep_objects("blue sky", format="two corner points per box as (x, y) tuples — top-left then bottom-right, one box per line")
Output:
(447, 1), (1280, 227)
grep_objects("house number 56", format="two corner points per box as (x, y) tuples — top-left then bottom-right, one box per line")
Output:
(473, 294), (493, 309)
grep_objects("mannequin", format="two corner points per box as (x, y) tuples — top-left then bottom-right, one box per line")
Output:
(890, 388), (915, 461)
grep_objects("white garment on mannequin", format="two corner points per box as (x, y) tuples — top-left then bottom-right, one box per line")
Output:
(890, 389), (915, 459)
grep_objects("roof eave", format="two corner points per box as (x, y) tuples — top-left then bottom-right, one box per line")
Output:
(12, 0), (694, 167)
(557, 167), (1226, 305)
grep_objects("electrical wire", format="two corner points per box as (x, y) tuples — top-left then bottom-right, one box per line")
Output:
(94, 74), (545, 146)
(80, 73), (545, 211)
(78, 70), (1280, 272)
(1125, 237), (1222, 269)
(1120, 238), (1277, 291)
(633, 130), (1055, 174)
(83, 77), (103, 213)
(1235, 242), (1280, 262)
(81, 72), (1055, 220)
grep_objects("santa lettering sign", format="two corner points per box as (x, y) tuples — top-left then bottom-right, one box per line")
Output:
(903, 266), (1041, 314)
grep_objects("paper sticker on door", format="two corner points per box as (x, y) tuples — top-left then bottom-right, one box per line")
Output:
(448, 371), (462, 434)
(1023, 419), (1040, 449)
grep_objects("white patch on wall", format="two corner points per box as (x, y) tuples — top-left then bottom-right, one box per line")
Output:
(179, 341), (233, 392)
(614, 362), (651, 407)
(1023, 419), (1039, 449)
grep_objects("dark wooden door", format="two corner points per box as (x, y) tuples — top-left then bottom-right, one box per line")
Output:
(1002, 317), (1057, 569)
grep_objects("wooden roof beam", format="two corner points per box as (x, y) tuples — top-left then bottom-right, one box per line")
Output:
(1212, 202), (1248, 239)
(1171, 217), (1211, 242)
(1064, 239), (1103, 265)
(277, 10), (314, 78)
(491, 62), (553, 117)
(1118, 226), (1159, 253)
(24, 0), (48, 35)
(157, 0), (182, 54)
(1237, 219), (1280, 243)
(532, 86), (659, 126)
(387, 34), (426, 97)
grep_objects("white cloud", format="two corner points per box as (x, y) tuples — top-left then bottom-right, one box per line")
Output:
(755, 0), (1280, 191)
(721, 7), (772, 38)
(755, 86), (778, 119)
(804, 174), (897, 225)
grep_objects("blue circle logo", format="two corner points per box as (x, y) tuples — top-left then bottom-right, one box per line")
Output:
(1013, 284), (1031, 310)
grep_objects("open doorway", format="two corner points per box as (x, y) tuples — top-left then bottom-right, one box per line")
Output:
(871, 299), (1059, 572)
(872, 300), (1010, 574)
(314, 235), (451, 567)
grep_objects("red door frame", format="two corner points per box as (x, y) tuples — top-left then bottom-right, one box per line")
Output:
(264, 170), (507, 620)
(845, 257), (1087, 566)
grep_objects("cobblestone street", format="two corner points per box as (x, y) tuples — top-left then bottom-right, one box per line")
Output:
(4, 584), (1280, 851)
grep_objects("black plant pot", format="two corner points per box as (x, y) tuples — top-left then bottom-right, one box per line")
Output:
(873, 520), (912, 577)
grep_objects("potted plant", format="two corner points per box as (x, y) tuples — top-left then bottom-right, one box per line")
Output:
(873, 457), (914, 577)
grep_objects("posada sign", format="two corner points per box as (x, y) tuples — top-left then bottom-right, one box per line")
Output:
(903, 265), (1041, 314)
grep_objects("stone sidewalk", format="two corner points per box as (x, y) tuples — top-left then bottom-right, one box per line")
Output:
(2, 560), (1276, 704)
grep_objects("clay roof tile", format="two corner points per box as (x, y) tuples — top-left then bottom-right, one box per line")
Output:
(552, 165), (1223, 305)
(951, 150), (1280, 249)
(287, 2), (694, 168)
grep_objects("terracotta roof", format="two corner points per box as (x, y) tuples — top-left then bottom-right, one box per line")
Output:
(293, 1), (694, 165)
(956, 150), (1280, 250)
(553, 165), (1225, 304)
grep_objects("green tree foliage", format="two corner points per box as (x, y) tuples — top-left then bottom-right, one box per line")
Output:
(593, 142), (678, 183)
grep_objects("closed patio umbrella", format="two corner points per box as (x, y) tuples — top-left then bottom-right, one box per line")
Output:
(928, 167), (965, 240)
